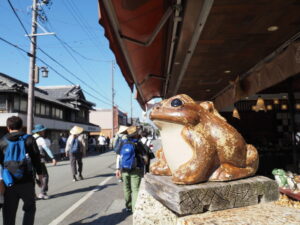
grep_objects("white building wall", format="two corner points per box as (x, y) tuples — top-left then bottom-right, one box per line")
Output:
(89, 109), (112, 129)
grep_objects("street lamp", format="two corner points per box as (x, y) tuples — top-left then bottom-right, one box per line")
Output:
(41, 66), (49, 77)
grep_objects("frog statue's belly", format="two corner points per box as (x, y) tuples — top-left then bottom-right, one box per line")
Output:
(153, 120), (193, 172)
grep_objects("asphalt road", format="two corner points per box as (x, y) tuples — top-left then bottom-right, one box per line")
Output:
(13, 151), (133, 225)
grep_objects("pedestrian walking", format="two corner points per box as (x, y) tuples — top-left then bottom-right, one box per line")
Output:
(106, 136), (110, 150)
(0, 116), (43, 225)
(88, 136), (96, 152)
(32, 124), (57, 200)
(115, 126), (148, 212)
(59, 133), (67, 160)
(65, 126), (86, 181)
(140, 131), (155, 173)
(98, 134), (106, 153)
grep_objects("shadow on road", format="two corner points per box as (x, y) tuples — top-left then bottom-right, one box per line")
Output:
(69, 210), (131, 225)
(83, 173), (115, 180)
(50, 183), (117, 198)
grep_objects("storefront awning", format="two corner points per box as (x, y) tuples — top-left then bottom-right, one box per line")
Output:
(98, 0), (300, 110)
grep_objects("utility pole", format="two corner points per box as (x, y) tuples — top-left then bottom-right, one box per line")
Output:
(130, 91), (133, 125)
(27, 0), (38, 134)
(111, 60), (115, 137)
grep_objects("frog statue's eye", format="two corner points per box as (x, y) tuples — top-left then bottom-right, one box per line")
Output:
(171, 98), (183, 107)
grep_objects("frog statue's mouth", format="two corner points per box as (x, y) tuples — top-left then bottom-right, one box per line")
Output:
(150, 101), (200, 127)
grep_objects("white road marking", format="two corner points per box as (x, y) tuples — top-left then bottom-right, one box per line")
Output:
(48, 176), (113, 225)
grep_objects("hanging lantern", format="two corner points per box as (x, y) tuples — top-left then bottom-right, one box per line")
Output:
(273, 99), (279, 104)
(266, 105), (273, 110)
(232, 107), (240, 119)
(281, 104), (288, 110)
(255, 96), (266, 112)
(295, 104), (300, 110)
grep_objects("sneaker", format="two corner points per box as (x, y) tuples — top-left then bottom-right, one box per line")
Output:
(73, 176), (78, 182)
(38, 193), (49, 200)
(125, 208), (132, 213)
(79, 175), (84, 180)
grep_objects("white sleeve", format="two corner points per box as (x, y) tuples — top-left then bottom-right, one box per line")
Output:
(65, 136), (73, 153)
(116, 155), (120, 169)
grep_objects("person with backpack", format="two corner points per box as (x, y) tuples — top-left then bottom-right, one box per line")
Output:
(65, 126), (86, 182)
(32, 124), (57, 200)
(0, 116), (43, 225)
(115, 126), (148, 212)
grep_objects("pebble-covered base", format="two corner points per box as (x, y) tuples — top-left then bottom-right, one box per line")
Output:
(134, 180), (300, 225)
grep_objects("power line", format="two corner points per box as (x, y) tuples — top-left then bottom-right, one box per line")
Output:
(6, 0), (112, 106)
(44, 19), (113, 103)
(62, 0), (109, 58)
(6, 0), (130, 112)
(0, 35), (112, 107)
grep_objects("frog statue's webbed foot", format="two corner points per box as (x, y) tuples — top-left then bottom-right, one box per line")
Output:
(150, 148), (172, 176)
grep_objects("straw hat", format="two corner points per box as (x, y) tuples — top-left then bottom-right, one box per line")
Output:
(127, 126), (138, 136)
(118, 125), (129, 134)
(70, 126), (84, 135)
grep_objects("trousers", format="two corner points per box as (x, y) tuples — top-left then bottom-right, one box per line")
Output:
(40, 163), (49, 194)
(70, 152), (83, 176)
(3, 182), (36, 225)
(121, 169), (143, 211)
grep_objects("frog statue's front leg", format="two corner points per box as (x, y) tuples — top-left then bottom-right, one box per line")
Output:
(171, 127), (219, 184)
(150, 148), (172, 176)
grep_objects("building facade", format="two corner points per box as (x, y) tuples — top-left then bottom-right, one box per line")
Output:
(89, 106), (128, 138)
(0, 72), (100, 154)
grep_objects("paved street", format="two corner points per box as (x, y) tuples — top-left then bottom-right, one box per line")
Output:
(14, 151), (132, 225)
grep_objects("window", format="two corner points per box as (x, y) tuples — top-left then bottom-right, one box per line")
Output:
(20, 98), (27, 111)
(59, 109), (63, 119)
(71, 112), (75, 121)
(35, 101), (40, 115)
(40, 103), (46, 115)
(79, 109), (85, 118)
(0, 96), (7, 112)
(52, 107), (63, 119)
(55, 108), (60, 118)
(45, 104), (50, 116)
(13, 96), (20, 111)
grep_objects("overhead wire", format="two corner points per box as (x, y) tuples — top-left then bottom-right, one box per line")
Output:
(6, 0), (130, 113)
(62, 0), (106, 57)
(0, 35), (112, 107)
(44, 19), (113, 103)
(6, 0), (113, 106)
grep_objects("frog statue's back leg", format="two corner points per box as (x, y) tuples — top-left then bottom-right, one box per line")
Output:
(209, 144), (259, 181)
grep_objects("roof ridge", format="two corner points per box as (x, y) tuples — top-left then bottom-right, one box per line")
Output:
(38, 85), (77, 89)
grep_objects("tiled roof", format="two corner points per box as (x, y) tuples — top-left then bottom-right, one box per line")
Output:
(0, 72), (94, 109)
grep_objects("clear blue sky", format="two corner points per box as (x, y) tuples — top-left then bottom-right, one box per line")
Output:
(0, 0), (143, 120)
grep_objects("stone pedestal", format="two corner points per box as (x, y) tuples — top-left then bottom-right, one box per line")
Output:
(133, 178), (300, 225)
(144, 174), (279, 215)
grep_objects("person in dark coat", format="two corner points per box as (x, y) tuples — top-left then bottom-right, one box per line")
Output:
(0, 116), (43, 225)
